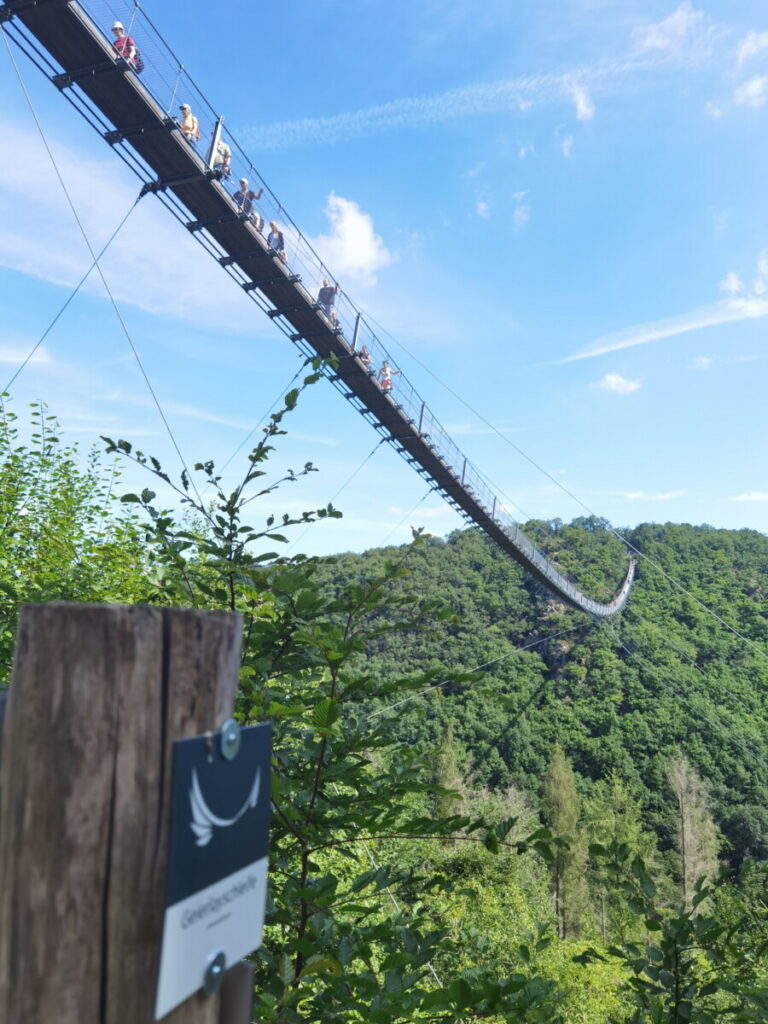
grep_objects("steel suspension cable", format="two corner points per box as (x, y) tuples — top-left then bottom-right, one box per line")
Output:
(1, 193), (144, 394)
(613, 614), (768, 733)
(604, 622), (766, 770)
(283, 438), (387, 555)
(358, 308), (768, 662)
(364, 623), (592, 725)
(375, 486), (436, 549)
(3, 27), (206, 511)
(217, 357), (313, 477)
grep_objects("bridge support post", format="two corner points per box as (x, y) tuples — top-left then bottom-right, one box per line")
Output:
(0, 603), (242, 1024)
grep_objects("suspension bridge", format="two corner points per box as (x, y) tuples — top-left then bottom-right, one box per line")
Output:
(1, 0), (635, 617)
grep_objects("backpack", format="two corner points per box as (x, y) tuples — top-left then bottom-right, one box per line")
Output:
(133, 48), (144, 74)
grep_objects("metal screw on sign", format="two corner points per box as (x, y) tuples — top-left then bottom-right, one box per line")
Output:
(220, 718), (241, 761)
(203, 949), (227, 996)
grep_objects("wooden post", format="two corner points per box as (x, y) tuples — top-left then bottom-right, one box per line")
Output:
(0, 603), (243, 1024)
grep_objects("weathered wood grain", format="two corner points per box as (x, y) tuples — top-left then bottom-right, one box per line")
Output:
(0, 603), (242, 1024)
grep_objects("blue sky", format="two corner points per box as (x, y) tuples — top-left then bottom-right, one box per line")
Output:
(1, 0), (767, 557)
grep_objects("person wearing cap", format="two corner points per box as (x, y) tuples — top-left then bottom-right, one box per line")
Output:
(233, 178), (264, 232)
(111, 21), (137, 65)
(179, 104), (200, 146)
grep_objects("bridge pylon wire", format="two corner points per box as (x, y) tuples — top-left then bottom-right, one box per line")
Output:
(604, 623), (766, 769)
(357, 307), (766, 661)
(283, 438), (387, 556)
(1, 193), (143, 394)
(611, 616), (768, 738)
(3, 0), (628, 614)
(212, 356), (314, 485)
(364, 623), (592, 725)
(375, 486), (436, 550)
(2, 25), (206, 512)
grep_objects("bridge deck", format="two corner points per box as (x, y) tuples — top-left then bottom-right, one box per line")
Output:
(3, 0), (634, 617)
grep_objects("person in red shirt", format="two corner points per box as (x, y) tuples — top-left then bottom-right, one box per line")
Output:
(111, 21), (137, 66)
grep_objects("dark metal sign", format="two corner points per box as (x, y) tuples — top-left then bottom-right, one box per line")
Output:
(154, 721), (271, 1020)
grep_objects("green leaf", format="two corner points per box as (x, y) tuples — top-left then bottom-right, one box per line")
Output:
(299, 955), (343, 979)
(312, 697), (340, 731)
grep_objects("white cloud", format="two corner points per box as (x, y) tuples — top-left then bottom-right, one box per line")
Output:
(518, 142), (534, 159)
(737, 30), (768, 66)
(246, 21), (717, 150)
(564, 297), (768, 361)
(633, 2), (709, 55)
(734, 76), (768, 108)
(691, 355), (713, 370)
(466, 161), (485, 178)
(0, 119), (267, 331)
(754, 250), (768, 294)
(705, 100), (723, 118)
(0, 344), (50, 365)
(568, 80), (596, 121)
(95, 393), (255, 431)
(475, 197), (491, 219)
(512, 191), (531, 230)
(720, 271), (744, 295)
(561, 251), (768, 362)
(561, 134), (574, 158)
(731, 491), (768, 503)
(627, 489), (687, 501)
(592, 372), (642, 394)
(307, 193), (395, 286)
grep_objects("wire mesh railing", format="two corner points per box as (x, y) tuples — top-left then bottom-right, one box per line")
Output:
(23, 0), (633, 614)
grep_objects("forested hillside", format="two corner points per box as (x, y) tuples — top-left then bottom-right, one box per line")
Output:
(320, 521), (768, 869)
(2, 397), (767, 1021)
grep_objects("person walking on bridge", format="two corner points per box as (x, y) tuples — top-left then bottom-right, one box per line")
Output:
(111, 21), (137, 66)
(378, 360), (399, 392)
(213, 137), (232, 178)
(267, 221), (286, 262)
(358, 346), (373, 372)
(318, 279), (339, 323)
(234, 178), (264, 231)
(179, 104), (200, 147)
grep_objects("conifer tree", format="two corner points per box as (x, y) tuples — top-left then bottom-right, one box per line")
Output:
(583, 773), (658, 942)
(435, 721), (461, 821)
(542, 744), (590, 938)
(667, 751), (720, 910)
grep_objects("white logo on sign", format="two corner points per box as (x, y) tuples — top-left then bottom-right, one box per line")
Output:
(189, 767), (261, 847)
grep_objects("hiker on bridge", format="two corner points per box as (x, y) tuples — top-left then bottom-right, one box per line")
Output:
(111, 21), (137, 65)
(179, 104), (200, 147)
(267, 222), (286, 262)
(318, 279), (339, 323)
(233, 179), (264, 231)
(379, 360), (400, 392)
(213, 137), (232, 178)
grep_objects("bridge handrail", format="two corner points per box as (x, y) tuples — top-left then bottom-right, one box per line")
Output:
(13, 0), (634, 614)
